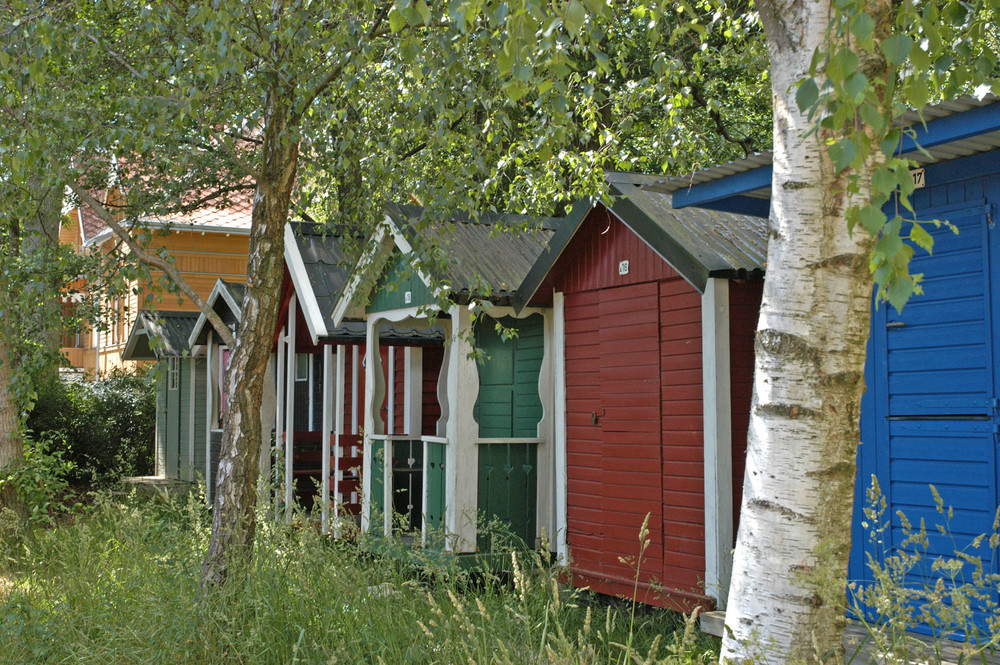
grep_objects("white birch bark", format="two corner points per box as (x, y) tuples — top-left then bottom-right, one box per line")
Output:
(720, 2), (887, 662)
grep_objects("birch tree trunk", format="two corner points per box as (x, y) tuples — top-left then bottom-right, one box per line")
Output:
(720, 2), (888, 663)
(202, 82), (298, 585)
(0, 337), (24, 514)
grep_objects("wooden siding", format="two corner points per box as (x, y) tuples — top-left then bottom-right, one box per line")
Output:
(192, 357), (208, 480)
(852, 160), (1000, 635)
(473, 314), (545, 438)
(728, 280), (762, 531)
(393, 349), (405, 434)
(535, 207), (680, 301)
(368, 252), (434, 314)
(66, 230), (248, 375)
(422, 346), (444, 436)
(556, 211), (715, 609)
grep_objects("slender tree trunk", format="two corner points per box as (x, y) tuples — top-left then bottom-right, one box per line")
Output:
(202, 82), (299, 585)
(720, 2), (887, 663)
(0, 337), (24, 514)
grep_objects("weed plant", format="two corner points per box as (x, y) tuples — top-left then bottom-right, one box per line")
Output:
(849, 478), (1000, 665)
(0, 491), (718, 665)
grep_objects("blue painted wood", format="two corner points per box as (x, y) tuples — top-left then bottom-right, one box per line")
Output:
(674, 106), (999, 214)
(853, 180), (1000, 636)
(672, 165), (773, 211)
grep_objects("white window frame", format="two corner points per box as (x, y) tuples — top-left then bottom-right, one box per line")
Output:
(167, 357), (180, 391)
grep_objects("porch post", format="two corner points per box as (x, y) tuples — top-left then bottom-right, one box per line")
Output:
(334, 344), (346, 538)
(701, 277), (733, 607)
(275, 327), (286, 509)
(205, 337), (213, 505)
(284, 295), (297, 521)
(321, 344), (333, 534)
(552, 292), (569, 562)
(446, 304), (479, 552)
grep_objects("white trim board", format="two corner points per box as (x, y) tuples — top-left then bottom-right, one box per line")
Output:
(284, 223), (328, 345)
(701, 277), (733, 608)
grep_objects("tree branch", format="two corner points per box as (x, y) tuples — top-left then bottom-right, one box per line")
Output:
(689, 81), (755, 158)
(288, 0), (393, 126)
(68, 183), (237, 348)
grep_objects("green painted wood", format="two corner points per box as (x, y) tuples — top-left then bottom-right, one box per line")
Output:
(391, 439), (423, 531)
(155, 366), (167, 476)
(367, 252), (435, 313)
(477, 442), (538, 550)
(473, 314), (544, 438)
(425, 441), (446, 546)
(370, 440), (385, 536)
(192, 358), (207, 480)
(165, 358), (181, 478)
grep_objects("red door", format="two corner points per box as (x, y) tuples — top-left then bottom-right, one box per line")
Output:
(566, 283), (663, 588)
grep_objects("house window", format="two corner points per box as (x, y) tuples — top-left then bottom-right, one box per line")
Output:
(167, 357), (179, 391)
(296, 353), (309, 380)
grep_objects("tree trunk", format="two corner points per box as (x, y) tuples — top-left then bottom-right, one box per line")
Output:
(201, 83), (299, 586)
(720, 2), (887, 663)
(0, 337), (24, 515)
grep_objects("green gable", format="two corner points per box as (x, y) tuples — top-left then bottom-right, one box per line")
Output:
(367, 252), (435, 314)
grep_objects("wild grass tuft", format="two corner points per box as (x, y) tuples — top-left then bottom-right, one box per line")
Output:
(0, 491), (717, 665)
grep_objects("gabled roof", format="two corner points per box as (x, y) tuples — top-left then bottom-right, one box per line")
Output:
(385, 204), (559, 301)
(284, 222), (368, 344)
(653, 94), (1000, 216)
(122, 310), (200, 360)
(515, 174), (767, 308)
(187, 279), (246, 348)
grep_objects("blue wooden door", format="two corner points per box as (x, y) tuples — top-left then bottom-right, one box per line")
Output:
(855, 199), (1000, 635)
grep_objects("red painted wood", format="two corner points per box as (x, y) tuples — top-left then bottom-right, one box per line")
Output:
(422, 346), (444, 436)
(728, 280), (762, 533)
(540, 207), (680, 297)
(393, 348), (405, 434)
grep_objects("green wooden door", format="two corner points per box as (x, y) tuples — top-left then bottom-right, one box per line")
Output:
(473, 314), (543, 549)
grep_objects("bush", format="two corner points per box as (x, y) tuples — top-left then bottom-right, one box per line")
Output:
(0, 431), (76, 525)
(27, 367), (155, 486)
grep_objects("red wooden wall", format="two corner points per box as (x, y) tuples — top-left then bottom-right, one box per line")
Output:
(422, 346), (444, 436)
(728, 281), (762, 531)
(552, 206), (761, 610)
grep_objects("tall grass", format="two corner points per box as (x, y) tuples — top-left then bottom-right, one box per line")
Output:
(0, 492), (718, 665)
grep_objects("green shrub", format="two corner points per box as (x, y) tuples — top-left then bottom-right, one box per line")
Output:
(27, 367), (155, 486)
(0, 431), (76, 525)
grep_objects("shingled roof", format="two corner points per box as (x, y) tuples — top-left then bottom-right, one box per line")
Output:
(122, 310), (200, 360)
(385, 204), (559, 304)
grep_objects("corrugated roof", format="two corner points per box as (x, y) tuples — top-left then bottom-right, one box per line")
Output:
(386, 204), (558, 302)
(122, 310), (200, 360)
(611, 179), (767, 274)
(652, 94), (1000, 197)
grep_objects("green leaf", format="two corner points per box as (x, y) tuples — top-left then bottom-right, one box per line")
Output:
(829, 138), (857, 172)
(887, 274), (916, 312)
(795, 78), (819, 113)
(844, 71), (868, 101)
(858, 205), (886, 236)
(564, 0), (586, 37)
(909, 222), (934, 253)
(388, 8), (405, 32)
(881, 34), (914, 67)
(850, 13), (875, 44)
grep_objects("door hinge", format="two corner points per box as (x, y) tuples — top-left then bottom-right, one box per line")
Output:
(988, 203), (996, 229)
